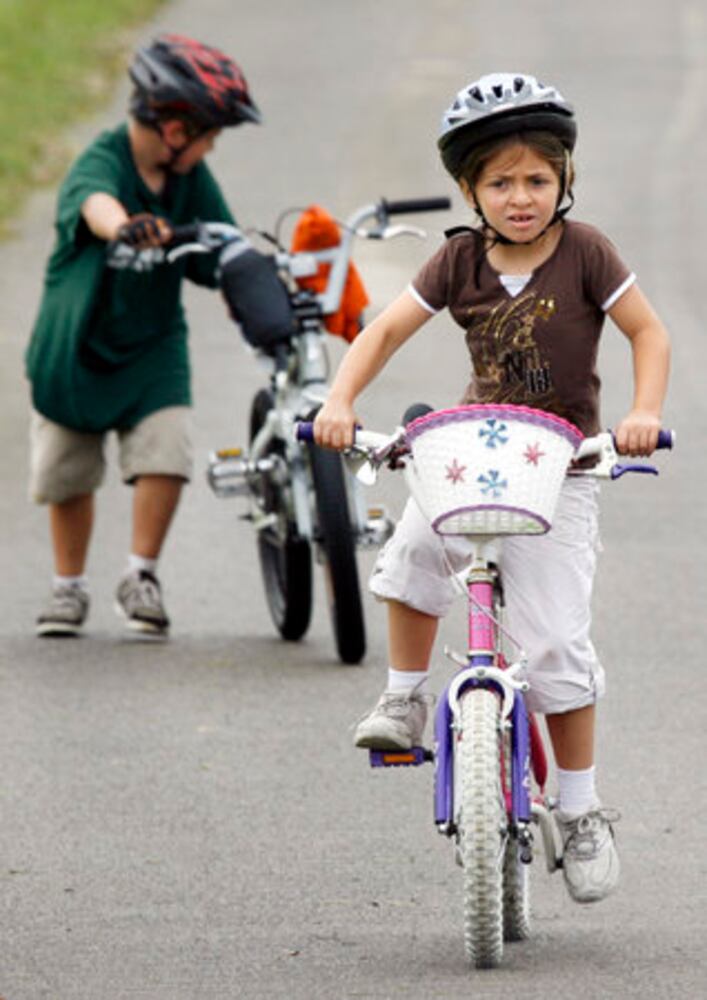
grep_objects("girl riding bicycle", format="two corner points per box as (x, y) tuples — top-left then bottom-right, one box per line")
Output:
(314, 72), (671, 904)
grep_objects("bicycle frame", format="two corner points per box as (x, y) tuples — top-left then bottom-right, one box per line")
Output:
(367, 459), (557, 868)
(245, 329), (368, 542)
(433, 540), (535, 850)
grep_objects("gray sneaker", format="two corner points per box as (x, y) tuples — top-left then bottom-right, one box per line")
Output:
(353, 684), (431, 750)
(115, 570), (170, 636)
(37, 583), (89, 637)
(555, 806), (620, 904)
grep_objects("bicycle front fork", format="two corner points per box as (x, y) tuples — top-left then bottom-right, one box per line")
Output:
(432, 669), (532, 830)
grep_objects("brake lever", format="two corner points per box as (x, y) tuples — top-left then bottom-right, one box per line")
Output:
(164, 242), (211, 263)
(343, 429), (408, 484)
(343, 445), (378, 486)
(357, 223), (427, 241)
(608, 462), (659, 480)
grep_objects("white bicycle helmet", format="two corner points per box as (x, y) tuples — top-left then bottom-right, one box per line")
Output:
(438, 72), (576, 178)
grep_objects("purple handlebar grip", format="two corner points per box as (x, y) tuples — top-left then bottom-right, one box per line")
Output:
(613, 428), (674, 451)
(296, 421), (314, 442)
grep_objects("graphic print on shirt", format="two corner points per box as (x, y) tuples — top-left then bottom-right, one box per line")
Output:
(464, 290), (558, 408)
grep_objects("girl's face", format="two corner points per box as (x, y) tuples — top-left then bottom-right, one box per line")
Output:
(463, 143), (561, 243)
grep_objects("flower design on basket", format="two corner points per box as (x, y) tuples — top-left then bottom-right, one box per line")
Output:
(479, 418), (509, 449)
(523, 442), (546, 466)
(478, 469), (508, 498)
(445, 458), (466, 484)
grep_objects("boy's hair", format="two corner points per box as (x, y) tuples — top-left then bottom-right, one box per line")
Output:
(459, 130), (576, 203)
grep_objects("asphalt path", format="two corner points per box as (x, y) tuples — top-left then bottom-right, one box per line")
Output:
(1, 1), (705, 997)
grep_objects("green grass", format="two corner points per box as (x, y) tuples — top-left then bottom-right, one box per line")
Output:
(0, 0), (166, 231)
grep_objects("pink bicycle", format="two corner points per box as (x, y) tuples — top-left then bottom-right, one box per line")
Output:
(299, 403), (673, 967)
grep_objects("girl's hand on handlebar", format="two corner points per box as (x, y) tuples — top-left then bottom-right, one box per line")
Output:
(313, 398), (358, 450)
(116, 213), (173, 250)
(615, 409), (662, 457)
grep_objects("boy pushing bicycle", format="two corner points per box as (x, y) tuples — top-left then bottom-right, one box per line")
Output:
(26, 35), (260, 639)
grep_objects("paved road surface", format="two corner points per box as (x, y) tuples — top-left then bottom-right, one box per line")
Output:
(1, 1), (705, 997)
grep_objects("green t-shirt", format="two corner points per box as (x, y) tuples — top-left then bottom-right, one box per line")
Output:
(25, 123), (235, 432)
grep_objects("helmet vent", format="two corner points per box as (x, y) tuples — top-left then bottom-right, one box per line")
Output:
(438, 72), (577, 177)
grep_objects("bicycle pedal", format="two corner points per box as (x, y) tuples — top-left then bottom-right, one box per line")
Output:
(207, 448), (250, 498)
(358, 506), (395, 548)
(369, 747), (432, 768)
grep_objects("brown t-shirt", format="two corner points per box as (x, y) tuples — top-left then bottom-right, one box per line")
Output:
(410, 220), (635, 435)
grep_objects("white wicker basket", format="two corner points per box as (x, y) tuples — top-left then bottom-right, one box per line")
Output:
(405, 405), (583, 536)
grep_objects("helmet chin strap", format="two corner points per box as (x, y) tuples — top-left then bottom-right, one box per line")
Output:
(155, 122), (206, 172)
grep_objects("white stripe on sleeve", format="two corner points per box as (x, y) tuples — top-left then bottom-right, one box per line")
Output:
(407, 283), (438, 315)
(602, 273), (636, 312)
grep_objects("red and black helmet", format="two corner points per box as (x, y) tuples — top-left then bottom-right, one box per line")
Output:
(129, 34), (261, 130)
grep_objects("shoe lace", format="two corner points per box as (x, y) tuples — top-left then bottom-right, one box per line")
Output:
(127, 571), (163, 611)
(562, 808), (620, 860)
(353, 681), (435, 727)
(52, 584), (86, 611)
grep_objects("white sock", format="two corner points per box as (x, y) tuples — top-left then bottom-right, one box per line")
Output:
(557, 765), (598, 817)
(127, 554), (158, 576)
(387, 668), (428, 693)
(54, 574), (88, 591)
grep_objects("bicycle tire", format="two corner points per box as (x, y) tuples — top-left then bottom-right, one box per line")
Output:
(250, 389), (312, 641)
(502, 837), (531, 941)
(308, 443), (366, 665)
(500, 727), (531, 942)
(456, 687), (505, 968)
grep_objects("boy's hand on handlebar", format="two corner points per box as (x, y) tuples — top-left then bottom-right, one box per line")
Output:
(313, 398), (358, 450)
(615, 410), (662, 456)
(116, 213), (173, 250)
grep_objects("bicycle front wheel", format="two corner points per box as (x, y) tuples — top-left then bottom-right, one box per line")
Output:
(250, 389), (312, 641)
(456, 687), (505, 968)
(502, 837), (530, 941)
(308, 444), (365, 665)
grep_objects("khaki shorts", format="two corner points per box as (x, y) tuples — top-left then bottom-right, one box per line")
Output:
(369, 477), (605, 716)
(29, 406), (194, 505)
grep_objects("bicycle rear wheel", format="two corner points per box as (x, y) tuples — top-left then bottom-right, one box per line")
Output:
(456, 687), (505, 968)
(250, 389), (312, 641)
(308, 443), (366, 664)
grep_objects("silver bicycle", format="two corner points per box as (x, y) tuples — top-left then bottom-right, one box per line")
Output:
(110, 196), (450, 662)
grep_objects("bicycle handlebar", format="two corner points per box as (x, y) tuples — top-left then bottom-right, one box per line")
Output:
(655, 430), (675, 449)
(106, 196), (451, 318)
(295, 416), (675, 481)
(381, 197), (452, 216)
(573, 428), (674, 459)
(167, 222), (206, 245)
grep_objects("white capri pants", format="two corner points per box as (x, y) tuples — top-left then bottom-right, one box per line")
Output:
(369, 477), (605, 715)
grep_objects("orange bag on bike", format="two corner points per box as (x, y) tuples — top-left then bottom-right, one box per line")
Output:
(291, 204), (369, 342)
